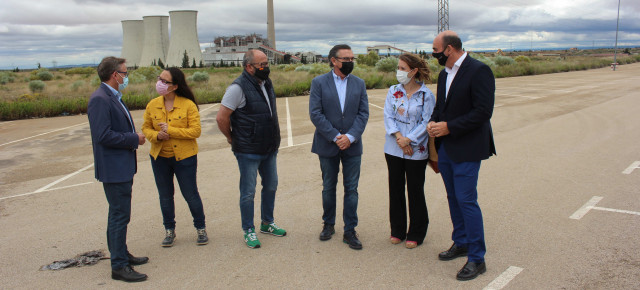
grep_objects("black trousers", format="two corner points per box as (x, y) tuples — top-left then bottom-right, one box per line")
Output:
(385, 154), (429, 244)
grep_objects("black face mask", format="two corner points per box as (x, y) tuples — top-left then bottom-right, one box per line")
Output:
(338, 61), (354, 76)
(254, 66), (270, 81)
(432, 50), (448, 66)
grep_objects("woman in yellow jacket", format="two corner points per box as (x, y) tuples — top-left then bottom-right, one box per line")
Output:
(142, 67), (207, 247)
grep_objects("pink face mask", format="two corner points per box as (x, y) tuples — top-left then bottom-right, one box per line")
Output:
(156, 80), (172, 96)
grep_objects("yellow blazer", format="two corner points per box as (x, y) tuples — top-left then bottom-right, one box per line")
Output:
(142, 95), (201, 161)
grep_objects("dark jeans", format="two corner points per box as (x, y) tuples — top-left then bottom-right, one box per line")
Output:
(150, 155), (205, 230)
(438, 147), (485, 263)
(319, 153), (361, 232)
(234, 151), (278, 231)
(385, 154), (429, 244)
(103, 181), (133, 270)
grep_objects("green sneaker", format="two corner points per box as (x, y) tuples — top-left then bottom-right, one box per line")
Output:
(260, 222), (287, 237)
(244, 228), (261, 248)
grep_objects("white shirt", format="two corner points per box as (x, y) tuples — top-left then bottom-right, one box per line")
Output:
(331, 70), (355, 143)
(444, 52), (467, 99)
(221, 82), (272, 116)
(103, 82), (134, 132)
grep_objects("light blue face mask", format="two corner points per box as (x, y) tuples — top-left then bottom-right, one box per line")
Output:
(117, 76), (129, 91)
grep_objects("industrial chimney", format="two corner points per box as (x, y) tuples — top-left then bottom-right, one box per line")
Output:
(120, 20), (144, 67)
(139, 15), (169, 67)
(166, 10), (203, 68)
(267, 0), (276, 50)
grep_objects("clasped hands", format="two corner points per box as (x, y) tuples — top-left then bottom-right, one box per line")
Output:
(157, 122), (170, 141)
(395, 133), (413, 156)
(335, 134), (351, 150)
(427, 121), (449, 138)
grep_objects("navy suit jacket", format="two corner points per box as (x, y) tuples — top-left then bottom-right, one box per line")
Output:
(309, 71), (369, 157)
(87, 83), (139, 183)
(430, 56), (496, 163)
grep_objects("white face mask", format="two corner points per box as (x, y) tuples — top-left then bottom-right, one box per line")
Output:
(396, 70), (412, 85)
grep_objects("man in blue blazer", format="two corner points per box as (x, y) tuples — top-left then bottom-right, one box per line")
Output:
(87, 56), (148, 282)
(427, 31), (496, 281)
(309, 44), (369, 250)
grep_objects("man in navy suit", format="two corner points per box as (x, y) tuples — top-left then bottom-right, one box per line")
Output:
(88, 56), (148, 282)
(309, 44), (369, 250)
(427, 31), (496, 281)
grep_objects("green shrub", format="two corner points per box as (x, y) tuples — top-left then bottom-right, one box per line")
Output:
(493, 55), (516, 66)
(65, 67), (96, 75)
(71, 80), (84, 91)
(37, 70), (54, 81)
(90, 75), (101, 87)
(375, 57), (398, 72)
(127, 72), (147, 84)
(29, 80), (46, 92)
(295, 63), (329, 74)
(0, 72), (16, 85)
(470, 53), (496, 68)
(131, 66), (162, 82)
(514, 55), (531, 63)
(357, 51), (380, 67)
(189, 71), (210, 82)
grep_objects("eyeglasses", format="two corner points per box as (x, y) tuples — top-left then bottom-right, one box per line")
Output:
(334, 57), (355, 62)
(116, 71), (129, 77)
(251, 62), (269, 68)
(157, 76), (172, 84)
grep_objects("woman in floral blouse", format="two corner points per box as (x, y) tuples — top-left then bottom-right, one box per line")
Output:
(383, 53), (436, 249)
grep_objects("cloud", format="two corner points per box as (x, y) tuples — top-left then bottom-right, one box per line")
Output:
(1, 0), (639, 68)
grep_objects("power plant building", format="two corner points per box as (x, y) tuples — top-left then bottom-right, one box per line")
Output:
(165, 10), (202, 67)
(120, 20), (144, 67)
(202, 34), (298, 66)
(138, 15), (169, 67)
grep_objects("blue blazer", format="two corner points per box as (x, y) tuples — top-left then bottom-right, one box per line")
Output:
(87, 83), (139, 183)
(429, 56), (496, 163)
(309, 71), (369, 157)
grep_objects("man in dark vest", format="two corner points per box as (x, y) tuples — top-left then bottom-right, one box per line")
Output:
(216, 49), (286, 249)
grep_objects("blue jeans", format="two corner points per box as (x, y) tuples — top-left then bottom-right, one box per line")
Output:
(319, 153), (361, 232)
(438, 147), (486, 263)
(234, 151), (278, 231)
(103, 181), (133, 270)
(150, 155), (206, 230)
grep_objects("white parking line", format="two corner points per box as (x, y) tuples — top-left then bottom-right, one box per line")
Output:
(591, 206), (640, 216)
(570, 196), (603, 219)
(622, 161), (640, 174)
(0, 182), (94, 201)
(370, 103), (384, 110)
(200, 103), (219, 113)
(34, 163), (94, 193)
(285, 98), (293, 147)
(484, 266), (524, 290)
(0, 122), (87, 147)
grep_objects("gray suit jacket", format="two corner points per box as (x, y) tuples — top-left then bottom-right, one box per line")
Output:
(309, 71), (369, 157)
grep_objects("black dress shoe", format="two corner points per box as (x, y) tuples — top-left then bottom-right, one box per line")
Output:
(319, 224), (335, 241)
(112, 265), (148, 282)
(456, 261), (486, 281)
(127, 253), (149, 266)
(438, 243), (468, 261)
(343, 230), (363, 250)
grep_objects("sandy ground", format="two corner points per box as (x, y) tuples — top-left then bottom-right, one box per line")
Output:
(1, 63), (639, 289)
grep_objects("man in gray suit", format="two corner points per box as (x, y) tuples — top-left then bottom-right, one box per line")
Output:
(309, 44), (369, 250)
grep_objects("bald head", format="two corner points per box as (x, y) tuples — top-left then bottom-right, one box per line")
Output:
(434, 30), (462, 52)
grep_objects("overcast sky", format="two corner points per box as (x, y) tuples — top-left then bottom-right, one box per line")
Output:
(1, 0), (639, 69)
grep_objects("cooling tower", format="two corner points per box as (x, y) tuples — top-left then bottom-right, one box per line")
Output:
(267, 0), (276, 50)
(120, 20), (144, 67)
(139, 15), (169, 67)
(166, 10), (203, 67)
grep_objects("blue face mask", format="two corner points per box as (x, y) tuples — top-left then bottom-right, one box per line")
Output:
(117, 76), (129, 91)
